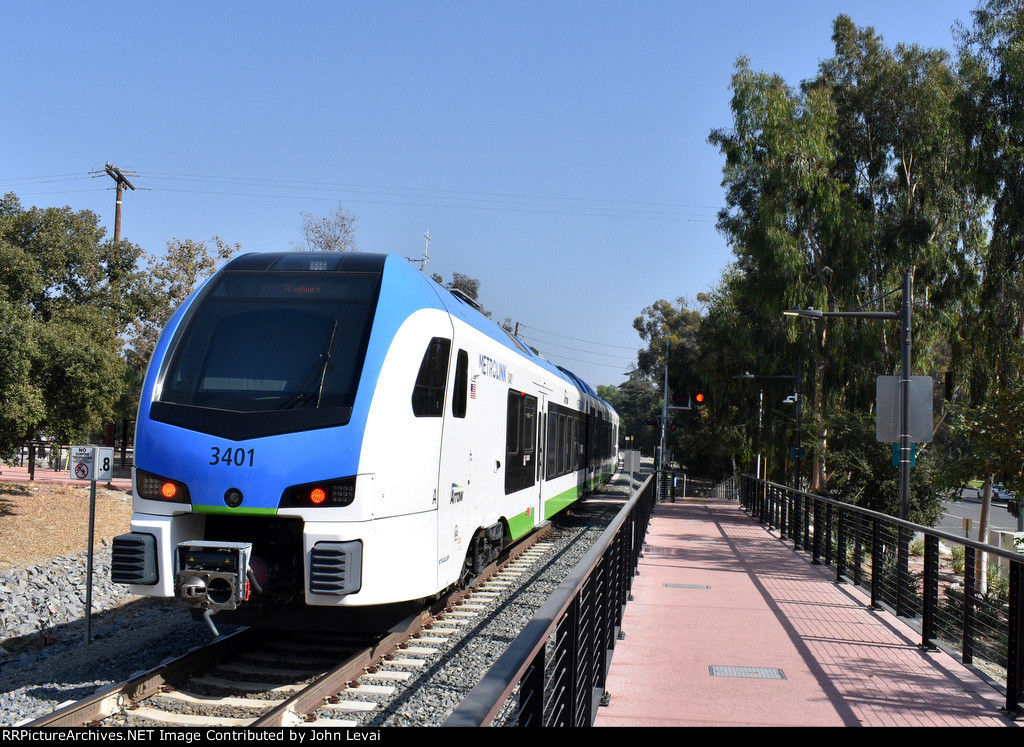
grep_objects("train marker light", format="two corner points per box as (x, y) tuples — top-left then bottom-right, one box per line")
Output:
(279, 476), (358, 508)
(136, 469), (191, 504)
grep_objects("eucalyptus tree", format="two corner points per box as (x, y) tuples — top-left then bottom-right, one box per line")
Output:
(631, 296), (733, 472)
(695, 267), (801, 483)
(597, 375), (661, 456)
(948, 0), (1024, 525)
(707, 16), (983, 516)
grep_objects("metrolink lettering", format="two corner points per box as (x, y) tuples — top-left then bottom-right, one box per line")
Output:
(479, 354), (508, 383)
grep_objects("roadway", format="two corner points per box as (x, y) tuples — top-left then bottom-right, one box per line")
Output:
(938, 487), (1021, 545)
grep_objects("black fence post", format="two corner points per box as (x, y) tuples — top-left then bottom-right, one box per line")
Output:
(897, 526), (912, 618)
(870, 517), (882, 609)
(922, 535), (939, 651)
(964, 546), (976, 666)
(811, 498), (821, 565)
(836, 505), (847, 584)
(1006, 561), (1024, 718)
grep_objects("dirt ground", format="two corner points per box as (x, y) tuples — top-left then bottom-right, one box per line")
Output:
(0, 482), (134, 570)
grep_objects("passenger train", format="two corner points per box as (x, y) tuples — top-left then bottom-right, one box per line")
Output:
(112, 252), (618, 630)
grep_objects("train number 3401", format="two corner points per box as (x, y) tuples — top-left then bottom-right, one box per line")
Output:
(210, 446), (255, 467)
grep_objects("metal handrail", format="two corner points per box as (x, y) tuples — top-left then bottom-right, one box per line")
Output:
(740, 474), (1024, 717)
(444, 473), (655, 726)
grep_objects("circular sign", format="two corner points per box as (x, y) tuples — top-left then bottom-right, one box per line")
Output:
(75, 463), (90, 479)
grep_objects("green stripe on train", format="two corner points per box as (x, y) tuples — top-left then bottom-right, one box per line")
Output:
(506, 485), (583, 540)
(191, 505), (278, 516)
(506, 509), (536, 541)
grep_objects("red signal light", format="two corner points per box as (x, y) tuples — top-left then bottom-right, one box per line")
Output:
(694, 392), (705, 404)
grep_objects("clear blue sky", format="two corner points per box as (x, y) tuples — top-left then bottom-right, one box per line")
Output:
(1, 1), (977, 388)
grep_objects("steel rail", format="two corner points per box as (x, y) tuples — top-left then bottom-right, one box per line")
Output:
(24, 627), (262, 727)
(253, 522), (552, 725)
(24, 522), (553, 728)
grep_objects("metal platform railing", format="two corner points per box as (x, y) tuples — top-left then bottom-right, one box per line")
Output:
(444, 474), (656, 727)
(740, 474), (1024, 717)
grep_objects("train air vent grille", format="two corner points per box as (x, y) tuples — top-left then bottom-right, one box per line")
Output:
(111, 533), (159, 585)
(309, 541), (362, 596)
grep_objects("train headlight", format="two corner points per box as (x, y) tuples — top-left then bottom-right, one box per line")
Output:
(280, 476), (357, 508)
(136, 469), (191, 504)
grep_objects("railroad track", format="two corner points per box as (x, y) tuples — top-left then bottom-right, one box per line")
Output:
(26, 527), (556, 728)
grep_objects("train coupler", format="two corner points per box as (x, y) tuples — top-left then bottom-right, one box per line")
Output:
(175, 541), (255, 613)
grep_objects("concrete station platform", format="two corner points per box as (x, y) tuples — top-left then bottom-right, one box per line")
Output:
(595, 497), (1016, 728)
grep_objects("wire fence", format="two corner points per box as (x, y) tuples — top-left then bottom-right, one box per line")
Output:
(741, 474), (1024, 715)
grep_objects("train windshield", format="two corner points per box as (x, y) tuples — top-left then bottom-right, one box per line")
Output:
(153, 271), (380, 436)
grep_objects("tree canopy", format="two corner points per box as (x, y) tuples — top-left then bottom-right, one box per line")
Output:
(621, 6), (1024, 527)
(0, 193), (152, 455)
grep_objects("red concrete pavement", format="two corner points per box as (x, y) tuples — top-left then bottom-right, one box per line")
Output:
(0, 462), (131, 491)
(595, 498), (1015, 728)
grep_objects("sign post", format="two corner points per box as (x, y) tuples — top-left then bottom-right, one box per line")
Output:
(70, 445), (113, 645)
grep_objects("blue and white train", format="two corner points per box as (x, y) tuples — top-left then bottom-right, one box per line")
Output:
(112, 252), (618, 628)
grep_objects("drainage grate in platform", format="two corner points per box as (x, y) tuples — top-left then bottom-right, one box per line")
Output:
(709, 666), (786, 680)
(664, 583), (710, 589)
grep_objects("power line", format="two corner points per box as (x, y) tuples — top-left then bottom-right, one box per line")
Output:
(517, 323), (640, 350)
(0, 169), (721, 223)
(0, 172), (94, 184)
(139, 170), (721, 213)
(538, 351), (633, 371)
(517, 333), (635, 362)
(141, 185), (715, 222)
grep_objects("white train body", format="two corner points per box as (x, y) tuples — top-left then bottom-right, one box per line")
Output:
(112, 253), (617, 625)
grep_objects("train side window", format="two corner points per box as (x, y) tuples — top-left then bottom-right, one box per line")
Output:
(412, 338), (451, 417)
(546, 408), (558, 480)
(506, 391), (521, 454)
(452, 349), (468, 418)
(505, 390), (538, 494)
(523, 396), (536, 453)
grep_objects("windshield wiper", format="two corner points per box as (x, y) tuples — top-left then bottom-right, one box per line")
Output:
(277, 321), (339, 410)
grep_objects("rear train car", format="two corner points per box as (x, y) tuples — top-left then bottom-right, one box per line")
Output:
(112, 252), (618, 627)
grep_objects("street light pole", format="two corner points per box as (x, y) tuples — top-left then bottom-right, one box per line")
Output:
(735, 357), (803, 491)
(785, 272), (913, 618)
(899, 272), (912, 523)
(794, 353), (802, 491)
(784, 271), (912, 521)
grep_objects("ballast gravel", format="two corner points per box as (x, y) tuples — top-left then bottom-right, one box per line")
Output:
(0, 474), (640, 727)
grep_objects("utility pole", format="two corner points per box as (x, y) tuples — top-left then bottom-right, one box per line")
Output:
(660, 341), (669, 473)
(104, 163), (136, 243)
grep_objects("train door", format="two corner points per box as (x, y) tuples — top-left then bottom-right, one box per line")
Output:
(436, 347), (476, 590)
(536, 392), (547, 522)
(371, 334), (452, 525)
